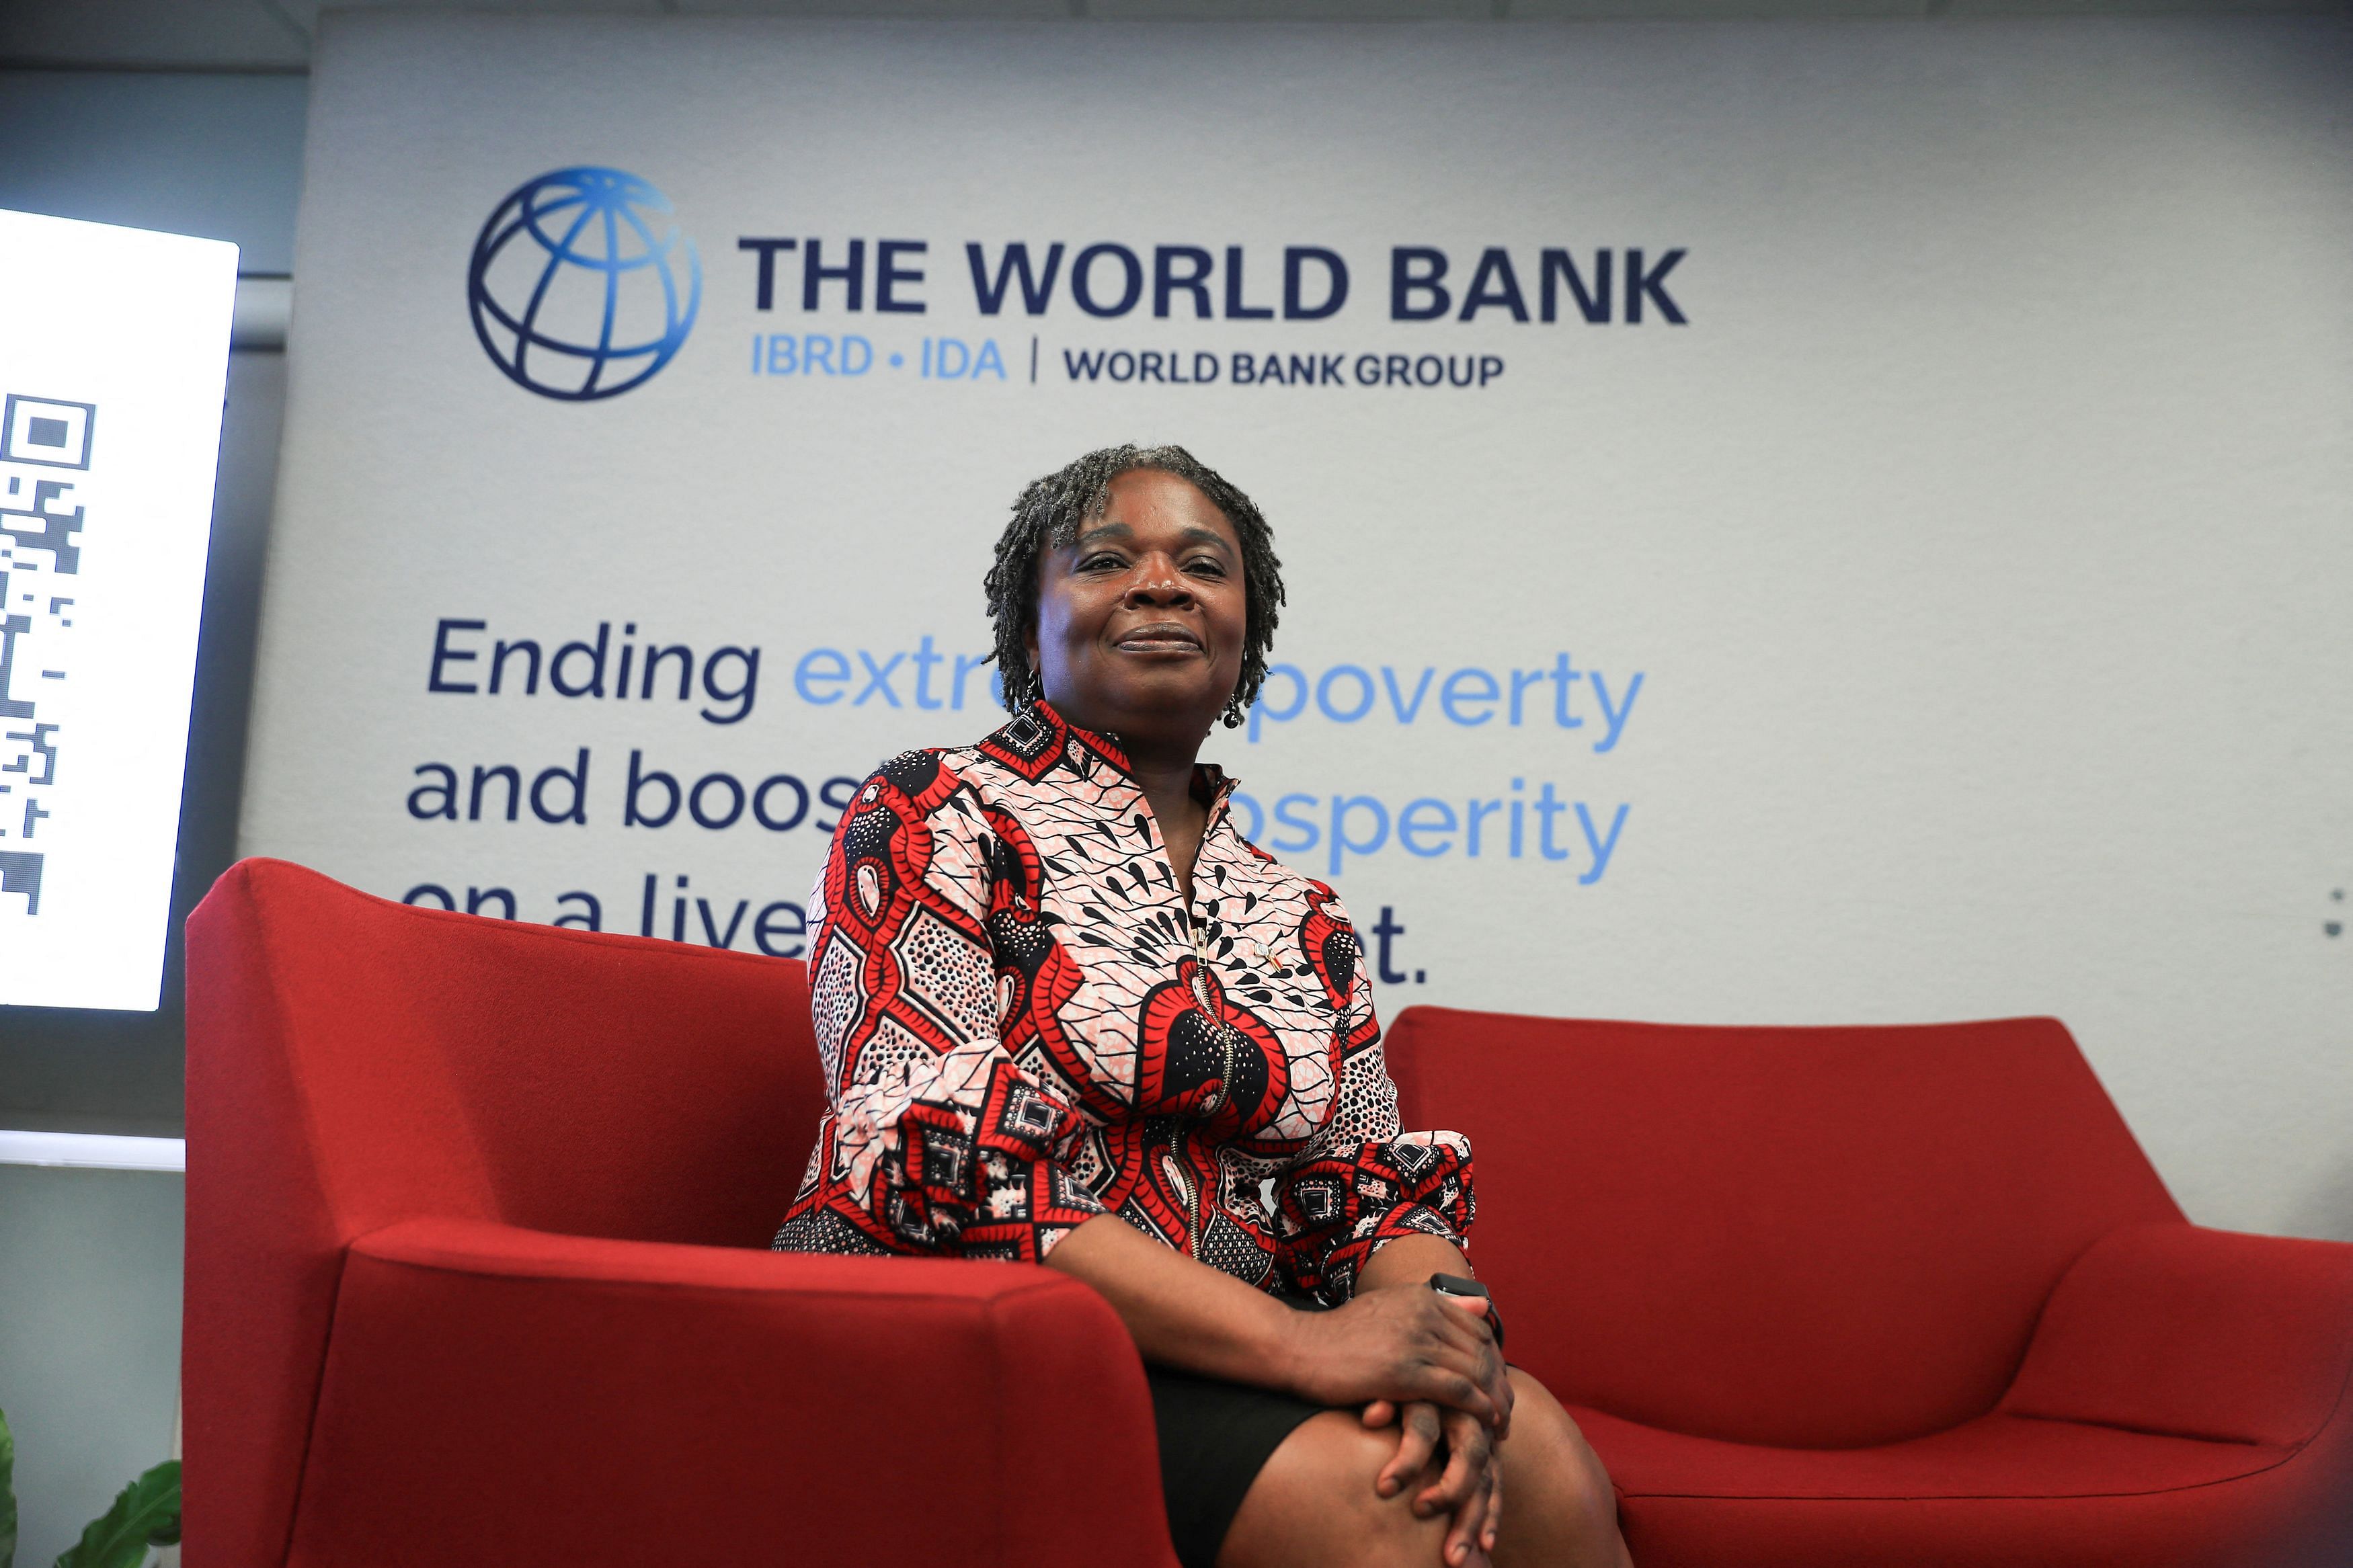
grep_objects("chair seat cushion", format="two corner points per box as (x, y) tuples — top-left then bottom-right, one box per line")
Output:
(1579, 1405), (2292, 1499)
(1574, 1405), (2336, 1568)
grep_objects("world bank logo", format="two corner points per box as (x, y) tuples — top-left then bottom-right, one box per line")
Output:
(467, 167), (703, 401)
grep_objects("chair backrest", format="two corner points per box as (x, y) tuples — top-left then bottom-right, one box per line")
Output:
(1384, 1007), (2182, 1449)
(185, 858), (822, 1568)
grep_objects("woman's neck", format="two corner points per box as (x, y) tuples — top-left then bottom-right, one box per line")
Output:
(1084, 713), (1211, 905)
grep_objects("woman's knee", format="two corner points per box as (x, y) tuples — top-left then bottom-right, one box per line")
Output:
(1220, 1410), (1459, 1568)
(1496, 1370), (1630, 1567)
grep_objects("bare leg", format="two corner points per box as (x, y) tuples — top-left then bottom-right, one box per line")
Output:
(1490, 1368), (1632, 1568)
(1220, 1409), (1483, 1568)
(1219, 1374), (1628, 1568)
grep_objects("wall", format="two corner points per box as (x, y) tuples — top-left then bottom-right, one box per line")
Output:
(249, 12), (2353, 1243)
(0, 1166), (185, 1568)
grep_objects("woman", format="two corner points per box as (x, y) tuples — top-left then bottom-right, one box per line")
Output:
(775, 446), (1630, 1568)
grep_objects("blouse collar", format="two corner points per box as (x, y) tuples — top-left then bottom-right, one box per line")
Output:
(989, 699), (1240, 817)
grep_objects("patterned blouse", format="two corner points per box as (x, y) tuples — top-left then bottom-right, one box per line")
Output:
(772, 700), (1476, 1305)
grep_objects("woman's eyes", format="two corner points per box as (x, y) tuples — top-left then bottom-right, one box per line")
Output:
(1075, 553), (1230, 577)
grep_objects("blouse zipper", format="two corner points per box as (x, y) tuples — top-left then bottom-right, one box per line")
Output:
(1172, 797), (1237, 1254)
(1164, 1126), (1199, 1253)
(1191, 913), (1239, 1117)
(1170, 913), (1236, 1257)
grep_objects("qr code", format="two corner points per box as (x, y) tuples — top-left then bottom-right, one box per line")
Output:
(0, 392), (95, 917)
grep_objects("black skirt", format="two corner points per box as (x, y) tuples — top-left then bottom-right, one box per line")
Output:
(1147, 1365), (1331, 1568)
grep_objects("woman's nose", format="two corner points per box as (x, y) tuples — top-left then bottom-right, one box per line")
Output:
(1123, 561), (1193, 605)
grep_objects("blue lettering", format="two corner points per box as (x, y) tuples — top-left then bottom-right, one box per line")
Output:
(1390, 247), (1450, 321)
(1465, 798), (1502, 858)
(1457, 247), (1529, 323)
(1246, 662), (1308, 742)
(1271, 792), (1320, 854)
(876, 240), (926, 314)
(1626, 248), (1687, 325)
(429, 618), (485, 693)
(1283, 247), (1349, 320)
(1577, 802), (1630, 884)
(1541, 249), (1611, 324)
(1550, 653), (1583, 729)
(1328, 795), (1390, 876)
(966, 242), (1064, 315)
(951, 651), (990, 709)
(1071, 243), (1144, 317)
(1591, 670), (1643, 752)
(1397, 798), (1456, 858)
(1315, 664), (1375, 723)
(1224, 245), (1274, 321)
(802, 237), (864, 312)
(1382, 665), (1433, 723)
(1439, 667), (1498, 726)
(1155, 245), (1214, 319)
(855, 649), (906, 706)
(1534, 782), (1570, 862)
(794, 647), (850, 705)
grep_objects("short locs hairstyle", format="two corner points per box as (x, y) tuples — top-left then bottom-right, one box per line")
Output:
(984, 444), (1286, 727)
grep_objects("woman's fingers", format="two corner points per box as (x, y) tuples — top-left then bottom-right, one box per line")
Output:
(1407, 1366), (1494, 1423)
(1415, 1407), (1489, 1515)
(1436, 1301), (1512, 1438)
(1421, 1410), (1499, 1565)
(1424, 1297), (1511, 1434)
(1287, 1284), (1509, 1424)
(1378, 1401), (1444, 1499)
(1484, 1344), (1514, 1439)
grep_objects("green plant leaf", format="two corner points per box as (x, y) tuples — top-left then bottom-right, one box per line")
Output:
(1, 1405), (19, 1568)
(53, 1460), (178, 1568)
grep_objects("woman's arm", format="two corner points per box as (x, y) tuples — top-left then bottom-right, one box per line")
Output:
(1047, 1210), (1510, 1424)
(1358, 1233), (1476, 1294)
(1355, 1233), (1509, 1567)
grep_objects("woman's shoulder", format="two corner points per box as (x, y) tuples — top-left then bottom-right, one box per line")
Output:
(844, 727), (1035, 826)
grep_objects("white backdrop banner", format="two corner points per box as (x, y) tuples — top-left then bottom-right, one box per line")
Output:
(249, 13), (2353, 1237)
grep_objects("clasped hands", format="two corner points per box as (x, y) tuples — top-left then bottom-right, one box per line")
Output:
(1285, 1283), (1511, 1567)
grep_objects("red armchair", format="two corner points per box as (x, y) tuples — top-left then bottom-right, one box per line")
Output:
(1385, 1009), (2353, 1567)
(186, 859), (2353, 1567)
(184, 858), (1174, 1568)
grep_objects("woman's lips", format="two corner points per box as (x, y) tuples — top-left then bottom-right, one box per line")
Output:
(1115, 623), (1204, 653)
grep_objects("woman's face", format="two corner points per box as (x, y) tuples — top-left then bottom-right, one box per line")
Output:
(1030, 468), (1247, 743)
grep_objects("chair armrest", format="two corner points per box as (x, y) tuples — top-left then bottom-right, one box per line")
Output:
(291, 1216), (1176, 1568)
(2000, 1222), (2353, 1448)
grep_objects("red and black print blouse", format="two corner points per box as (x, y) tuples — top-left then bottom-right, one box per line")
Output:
(772, 701), (1475, 1304)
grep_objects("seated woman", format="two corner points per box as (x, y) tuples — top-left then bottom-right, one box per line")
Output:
(774, 445), (1630, 1568)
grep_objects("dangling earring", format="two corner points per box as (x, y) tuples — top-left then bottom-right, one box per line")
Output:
(1221, 692), (1248, 729)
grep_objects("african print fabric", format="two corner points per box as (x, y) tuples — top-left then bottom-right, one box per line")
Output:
(772, 700), (1474, 1303)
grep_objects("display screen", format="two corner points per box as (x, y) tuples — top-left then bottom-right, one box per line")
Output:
(0, 208), (235, 1009)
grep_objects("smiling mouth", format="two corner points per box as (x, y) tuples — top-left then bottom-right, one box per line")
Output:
(1115, 623), (1205, 653)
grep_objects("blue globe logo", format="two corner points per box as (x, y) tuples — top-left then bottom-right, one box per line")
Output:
(467, 167), (702, 401)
